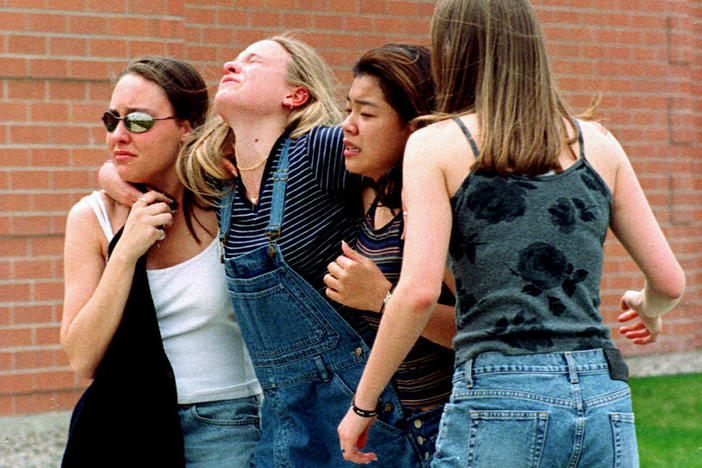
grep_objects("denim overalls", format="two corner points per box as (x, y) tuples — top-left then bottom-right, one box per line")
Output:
(219, 138), (423, 467)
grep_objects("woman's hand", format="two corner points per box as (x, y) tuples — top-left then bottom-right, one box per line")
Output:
(324, 241), (392, 311)
(98, 160), (143, 206)
(113, 190), (174, 262)
(618, 289), (662, 345)
(337, 407), (378, 465)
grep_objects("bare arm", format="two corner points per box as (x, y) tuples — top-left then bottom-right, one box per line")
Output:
(604, 130), (685, 315)
(325, 241), (456, 348)
(60, 192), (173, 378)
(338, 126), (454, 463)
(583, 122), (685, 342)
(98, 160), (144, 206)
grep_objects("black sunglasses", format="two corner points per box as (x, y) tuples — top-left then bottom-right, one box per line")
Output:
(102, 111), (176, 133)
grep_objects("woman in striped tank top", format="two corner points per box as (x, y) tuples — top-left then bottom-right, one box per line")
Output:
(324, 44), (456, 465)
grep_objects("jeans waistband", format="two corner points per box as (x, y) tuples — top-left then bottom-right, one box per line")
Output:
(458, 348), (628, 386)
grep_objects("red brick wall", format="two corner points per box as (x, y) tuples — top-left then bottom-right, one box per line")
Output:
(0, 1), (699, 416)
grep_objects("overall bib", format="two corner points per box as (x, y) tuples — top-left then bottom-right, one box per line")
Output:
(219, 139), (421, 467)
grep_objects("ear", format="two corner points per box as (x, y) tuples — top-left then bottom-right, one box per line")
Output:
(179, 120), (193, 143)
(284, 86), (310, 110)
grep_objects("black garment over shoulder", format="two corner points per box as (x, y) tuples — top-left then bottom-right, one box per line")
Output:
(61, 228), (185, 468)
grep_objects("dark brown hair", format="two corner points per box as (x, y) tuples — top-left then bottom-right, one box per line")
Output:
(352, 44), (434, 209)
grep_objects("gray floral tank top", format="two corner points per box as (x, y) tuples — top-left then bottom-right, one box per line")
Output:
(449, 117), (617, 366)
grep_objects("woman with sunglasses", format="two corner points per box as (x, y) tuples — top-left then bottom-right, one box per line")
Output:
(61, 56), (261, 468)
(339, 0), (685, 466)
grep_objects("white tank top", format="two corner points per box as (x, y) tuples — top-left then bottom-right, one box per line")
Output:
(83, 191), (261, 404)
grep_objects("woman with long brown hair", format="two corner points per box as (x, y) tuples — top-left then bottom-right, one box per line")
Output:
(339, 1), (685, 466)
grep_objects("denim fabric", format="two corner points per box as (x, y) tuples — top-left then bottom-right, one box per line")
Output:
(407, 405), (444, 467)
(219, 139), (423, 467)
(432, 349), (638, 468)
(178, 395), (261, 468)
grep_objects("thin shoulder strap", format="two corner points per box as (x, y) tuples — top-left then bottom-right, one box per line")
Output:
(84, 191), (115, 242)
(571, 117), (586, 160)
(452, 117), (480, 158)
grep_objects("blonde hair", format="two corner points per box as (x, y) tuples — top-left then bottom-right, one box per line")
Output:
(430, 0), (575, 176)
(177, 34), (342, 205)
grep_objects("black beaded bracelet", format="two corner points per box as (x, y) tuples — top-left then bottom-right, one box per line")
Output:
(351, 396), (380, 418)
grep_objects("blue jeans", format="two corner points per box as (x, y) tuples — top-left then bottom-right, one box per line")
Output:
(178, 394), (261, 468)
(407, 405), (444, 467)
(432, 349), (638, 468)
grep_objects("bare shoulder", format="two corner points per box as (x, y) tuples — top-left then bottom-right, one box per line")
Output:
(65, 192), (125, 257)
(576, 119), (632, 192)
(409, 116), (477, 164)
(578, 119), (628, 165)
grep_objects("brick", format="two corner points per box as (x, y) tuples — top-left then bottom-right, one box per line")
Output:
(35, 370), (75, 391)
(0, 238), (29, 257)
(47, 0), (85, 11)
(13, 259), (56, 280)
(0, 148), (31, 168)
(10, 170), (51, 190)
(11, 215), (54, 237)
(49, 36), (89, 56)
(32, 280), (65, 302)
(0, 57), (29, 77)
(250, 10), (279, 28)
(69, 60), (111, 81)
(68, 16), (109, 35)
(127, 40), (171, 57)
(0, 328), (33, 348)
(29, 148), (72, 168)
(107, 16), (149, 36)
(30, 102), (70, 123)
(48, 81), (89, 101)
(89, 38), (129, 58)
(0, 194), (32, 213)
(0, 11), (27, 32)
(35, 326), (61, 346)
(127, 0), (169, 15)
(14, 393), (59, 414)
(7, 81), (46, 100)
(12, 304), (56, 325)
(8, 34), (47, 55)
(0, 373), (35, 394)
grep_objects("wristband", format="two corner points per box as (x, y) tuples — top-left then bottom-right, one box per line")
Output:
(351, 396), (380, 418)
(378, 289), (393, 314)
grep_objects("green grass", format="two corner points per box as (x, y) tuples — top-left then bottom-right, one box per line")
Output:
(630, 373), (702, 468)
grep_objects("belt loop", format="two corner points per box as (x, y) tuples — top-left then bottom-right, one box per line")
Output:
(564, 352), (579, 384)
(313, 356), (329, 382)
(464, 358), (474, 389)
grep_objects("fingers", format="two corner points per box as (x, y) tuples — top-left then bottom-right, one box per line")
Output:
(222, 157), (238, 177)
(338, 407), (378, 465)
(134, 190), (174, 207)
(341, 240), (365, 262)
(327, 260), (345, 279)
(620, 289), (643, 312)
(617, 309), (639, 323)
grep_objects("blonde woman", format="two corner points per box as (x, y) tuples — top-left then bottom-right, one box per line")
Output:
(339, 1), (685, 467)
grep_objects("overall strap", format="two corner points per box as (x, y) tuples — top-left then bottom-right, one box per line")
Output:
(265, 138), (291, 256)
(452, 117), (480, 157)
